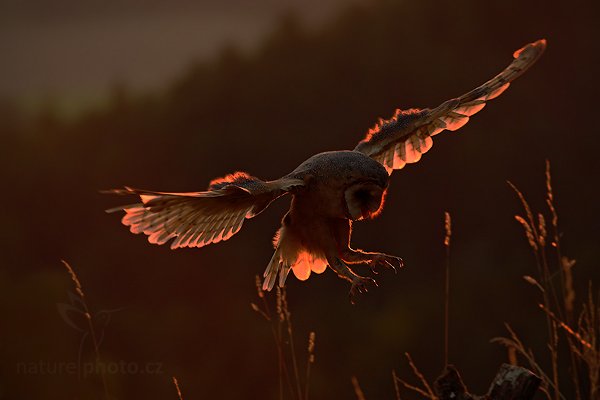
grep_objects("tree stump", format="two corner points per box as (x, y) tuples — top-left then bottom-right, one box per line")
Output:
(434, 365), (475, 400)
(486, 364), (541, 400)
(434, 364), (541, 400)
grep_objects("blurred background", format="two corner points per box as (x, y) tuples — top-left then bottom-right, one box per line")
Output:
(1, 0), (599, 398)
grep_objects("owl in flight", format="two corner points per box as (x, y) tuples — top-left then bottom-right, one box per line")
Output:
(107, 40), (546, 301)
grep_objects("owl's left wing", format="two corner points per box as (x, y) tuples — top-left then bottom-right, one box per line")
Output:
(105, 174), (304, 249)
(354, 39), (546, 174)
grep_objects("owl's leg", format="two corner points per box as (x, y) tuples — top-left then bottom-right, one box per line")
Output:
(341, 249), (404, 274)
(327, 255), (377, 304)
(331, 219), (403, 275)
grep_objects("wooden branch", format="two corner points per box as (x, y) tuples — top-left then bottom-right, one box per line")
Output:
(434, 364), (541, 400)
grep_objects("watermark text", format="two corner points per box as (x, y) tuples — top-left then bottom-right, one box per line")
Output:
(16, 360), (163, 378)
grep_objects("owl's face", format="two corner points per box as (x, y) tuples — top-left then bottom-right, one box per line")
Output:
(344, 181), (388, 221)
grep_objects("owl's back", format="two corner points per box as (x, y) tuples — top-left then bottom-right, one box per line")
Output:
(287, 150), (389, 189)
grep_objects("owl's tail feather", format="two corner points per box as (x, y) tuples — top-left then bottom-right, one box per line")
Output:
(263, 246), (291, 291)
(262, 228), (328, 290)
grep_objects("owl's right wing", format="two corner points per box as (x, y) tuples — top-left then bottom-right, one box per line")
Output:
(354, 39), (546, 174)
(105, 173), (304, 249)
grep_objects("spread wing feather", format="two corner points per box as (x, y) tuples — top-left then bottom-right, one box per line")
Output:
(354, 39), (546, 173)
(106, 173), (304, 249)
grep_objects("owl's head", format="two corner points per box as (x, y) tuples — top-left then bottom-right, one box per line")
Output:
(344, 180), (388, 221)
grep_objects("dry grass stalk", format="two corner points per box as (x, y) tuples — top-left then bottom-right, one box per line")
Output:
(499, 162), (600, 400)
(508, 346), (518, 366)
(392, 353), (437, 400)
(250, 302), (270, 321)
(252, 277), (315, 400)
(307, 332), (316, 361)
(509, 177), (562, 400)
(61, 260), (110, 400)
(443, 212), (451, 248)
(63, 259), (84, 298)
(281, 287), (303, 399)
(539, 303), (593, 351)
(443, 212), (451, 367)
(508, 181), (539, 244)
(545, 160), (559, 248)
(392, 369), (402, 400)
(405, 352), (435, 398)
(172, 376), (184, 400)
(523, 275), (545, 293)
(251, 277), (290, 399)
(304, 332), (316, 400)
(256, 275), (265, 299)
(579, 284), (600, 398)
(275, 286), (287, 399)
(551, 321), (560, 400)
(351, 376), (367, 400)
(538, 213), (547, 248)
(562, 257), (576, 317)
(514, 214), (538, 252)
(545, 161), (583, 400)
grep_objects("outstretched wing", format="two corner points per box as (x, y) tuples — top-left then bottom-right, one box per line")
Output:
(354, 39), (546, 173)
(105, 173), (304, 249)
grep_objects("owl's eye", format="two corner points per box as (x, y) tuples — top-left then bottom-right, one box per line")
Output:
(353, 188), (372, 203)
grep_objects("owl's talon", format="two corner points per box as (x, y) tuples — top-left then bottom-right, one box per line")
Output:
(349, 276), (378, 304)
(369, 254), (403, 274)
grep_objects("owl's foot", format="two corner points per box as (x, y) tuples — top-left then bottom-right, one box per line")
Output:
(349, 276), (378, 304)
(326, 256), (379, 304)
(368, 253), (404, 275)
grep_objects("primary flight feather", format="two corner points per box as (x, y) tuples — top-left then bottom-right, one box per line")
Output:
(106, 39), (546, 301)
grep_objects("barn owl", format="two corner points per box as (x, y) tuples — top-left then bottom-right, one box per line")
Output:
(107, 40), (546, 301)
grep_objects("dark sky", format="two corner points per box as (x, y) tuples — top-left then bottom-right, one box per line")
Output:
(0, 0), (351, 108)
